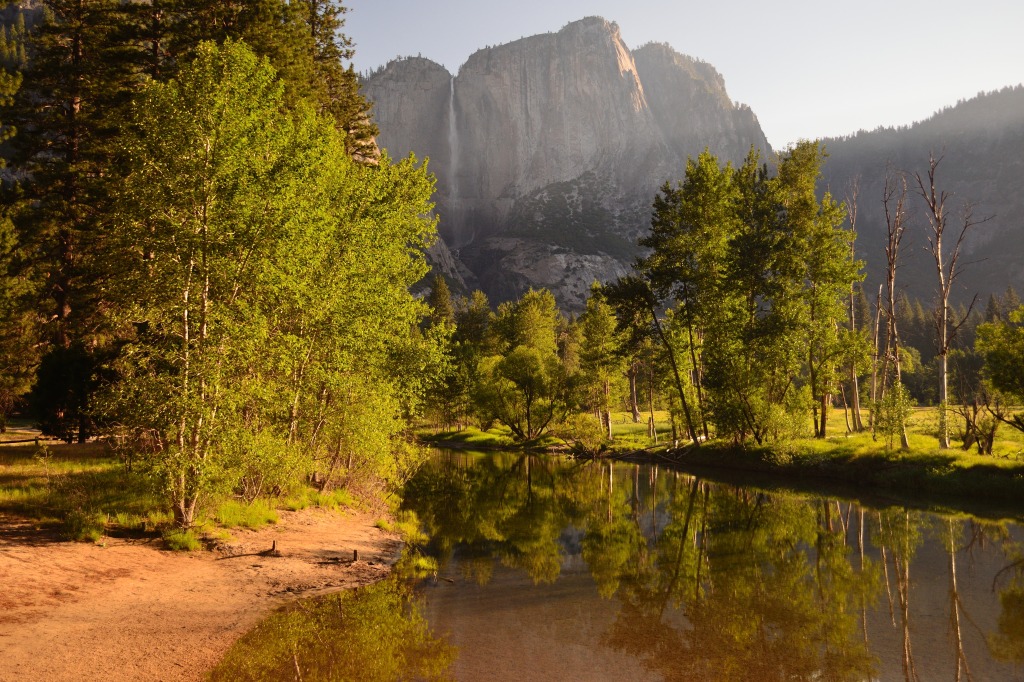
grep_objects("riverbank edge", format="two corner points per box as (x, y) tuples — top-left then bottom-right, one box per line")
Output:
(0, 506), (403, 682)
(426, 436), (1024, 521)
(615, 442), (1024, 521)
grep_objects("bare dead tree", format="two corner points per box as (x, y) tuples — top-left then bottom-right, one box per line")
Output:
(913, 153), (990, 449)
(844, 179), (865, 431)
(870, 284), (883, 433)
(881, 167), (911, 449)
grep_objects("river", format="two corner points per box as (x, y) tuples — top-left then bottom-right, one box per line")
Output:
(211, 449), (1024, 681)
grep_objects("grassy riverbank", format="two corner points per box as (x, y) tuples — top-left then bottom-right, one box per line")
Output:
(422, 407), (1024, 517)
(660, 407), (1024, 515)
(0, 439), (354, 546)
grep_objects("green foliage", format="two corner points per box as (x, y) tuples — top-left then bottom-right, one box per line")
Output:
(977, 305), (1024, 433)
(61, 509), (107, 542)
(576, 284), (626, 434)
(475, 289), (574, 441)
(215, 499), (279, 529)
(0, 3), (399, 522)
(425, 274), (456, 328)
(877, 382), (913, 450)
(96, 41), (439, 527)
(283, 487), (355, 512)
(608, 144), (861, 447)
(557, 412), (607, 455)
(163, 528), (201, 552)
(209, 576), (456, 681)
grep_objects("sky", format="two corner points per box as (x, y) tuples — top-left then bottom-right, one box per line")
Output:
(343, 0), (1024, 150)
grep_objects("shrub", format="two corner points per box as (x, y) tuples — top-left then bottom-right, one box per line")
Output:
(163, 528), (201, 551)
(878, 382), (913, 450)
(215, 498), (279, 529)
(62, 509), (106, 542)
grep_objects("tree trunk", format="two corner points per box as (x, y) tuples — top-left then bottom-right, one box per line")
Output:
(840, 383), (852, 434)
(604, 378), (613, 440)
(938, 350), (951, 449)
(628, 365), (641, 423)
(819, 392), (829, 438)
(850, 365), (863, 431)
(870, 285), (883, 434)
(650, 308), (698, 445)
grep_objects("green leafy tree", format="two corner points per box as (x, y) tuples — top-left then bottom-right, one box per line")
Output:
(426, 274), (455, 328)
(478, 289), (572, 440)
(577, 284), (626, 440)
(432, 289), (492, 430)
(605, 275), (699, 445)
(6, 0), (141, 440)
(298, 0), (379, 161)
(702, 148), (808, 444)
(101, 41), (437, 526)
(638, 149), (740, 439)
(0, 42), (26, 430)
(778, 141), (860, 437)
(102, 40), (323, 525)
(976, 305), (1024, 433)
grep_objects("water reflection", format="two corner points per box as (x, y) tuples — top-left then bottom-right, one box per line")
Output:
(213, 451), (1024, 680)
(208, 573), (456, 681)
(402, 451), (1024, 681)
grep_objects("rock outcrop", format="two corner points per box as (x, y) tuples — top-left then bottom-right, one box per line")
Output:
(364, 17), (770, 309)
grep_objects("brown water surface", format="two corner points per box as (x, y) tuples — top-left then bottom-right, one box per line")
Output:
(217, 450), (1024, 681)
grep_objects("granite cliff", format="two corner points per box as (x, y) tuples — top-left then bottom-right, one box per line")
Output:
(363, 17), (769, 308)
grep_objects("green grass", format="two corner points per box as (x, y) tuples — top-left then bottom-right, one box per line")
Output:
(1, 441), (363, 543)
(215, 499), (279, 529)
(609, 410), (673, 448)
(665, 406), (1024, 517)
(420, 425), (516, 449)
(0, 442), (167, 540)
(416, 406), (1024, 516)
(163, 528), (201, 551)
(282, 487), (356, 512)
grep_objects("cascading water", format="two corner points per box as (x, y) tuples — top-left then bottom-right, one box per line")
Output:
(447, 75), (459, 202)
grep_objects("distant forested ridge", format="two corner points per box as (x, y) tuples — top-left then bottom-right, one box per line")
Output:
(821, 85), (1024, 304)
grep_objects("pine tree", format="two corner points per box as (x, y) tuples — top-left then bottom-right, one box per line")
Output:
(5, 0), (140, 440)
(426, 274), (455, 328)
(298, 0), (379, 161)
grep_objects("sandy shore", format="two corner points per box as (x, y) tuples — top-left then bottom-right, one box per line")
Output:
(0, 507), (402, 682)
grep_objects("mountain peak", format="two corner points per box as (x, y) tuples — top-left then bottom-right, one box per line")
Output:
(363, 19), (770, 308)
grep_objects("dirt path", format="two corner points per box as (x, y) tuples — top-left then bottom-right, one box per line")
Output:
(0, 508), (402, 682)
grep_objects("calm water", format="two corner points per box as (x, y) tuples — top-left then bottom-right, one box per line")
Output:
(213, 450), (1024, 681)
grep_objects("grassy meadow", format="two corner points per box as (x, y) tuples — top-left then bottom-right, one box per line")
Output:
(422, 405), (1024, 517)
(0, 428), (355, 546)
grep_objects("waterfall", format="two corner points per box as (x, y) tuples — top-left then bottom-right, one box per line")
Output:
(448, 76), (459, 201)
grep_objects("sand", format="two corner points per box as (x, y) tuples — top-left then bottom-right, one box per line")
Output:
(0, 507), (402, 682)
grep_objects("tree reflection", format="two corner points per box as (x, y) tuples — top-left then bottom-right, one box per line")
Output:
(402, 451), (571, 585)
(209, 574), (456, 681)
(990, 522), (1024, 664)
(599, 482), (879, 681)
(404, 454), (888, 681)
(401, 451), (1020, 681)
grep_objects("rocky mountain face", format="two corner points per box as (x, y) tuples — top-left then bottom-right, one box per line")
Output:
(820, 85), (1024, 306)
(363, 17), (769, 309)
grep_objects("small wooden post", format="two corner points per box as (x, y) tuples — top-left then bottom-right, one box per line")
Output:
(353, 549), (358, 562)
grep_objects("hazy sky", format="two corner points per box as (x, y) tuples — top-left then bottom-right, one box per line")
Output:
(344, 0), (1024, 150)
